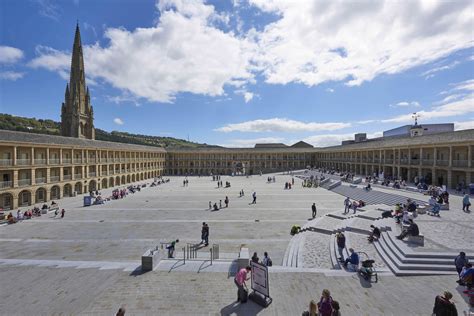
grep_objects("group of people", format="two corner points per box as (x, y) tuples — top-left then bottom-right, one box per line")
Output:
(284, 182), (293, 189)
(267, 176), (276, 183)
(216, 181), (231, 188)
(251, 251), (272, 267)
(209, 196), (230, 211)
(4, 201), (65, 224)
(212, 175), (221, 181)
(302, 289), (341, 316)
(343, 197), (365, 214)
(182, 178), (189, 187)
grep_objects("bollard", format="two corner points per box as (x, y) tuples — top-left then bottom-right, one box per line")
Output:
(210, 248), (213, 265)
(183, 247), (186, 264)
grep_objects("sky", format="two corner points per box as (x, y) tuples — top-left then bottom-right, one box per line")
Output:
(0, 0), (473, 147)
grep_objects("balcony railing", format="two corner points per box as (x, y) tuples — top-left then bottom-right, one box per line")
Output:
(63, 175), (72, 180)
(0, 159), (13, 166)
(63, 158), (72, 164)
(437, 160), (449, 166)
(400, 158), (409, 164)
(410, 159), (420, 165)
(49, 158), (60, 164)
(0, 181), (13, 189)
(385, 159), (393, 164)
(50, 176), (60, 182)
(35, 158), (46, 165)
(102, 171), (108, 176)
(452, 160), (468, 167)
(422, 159), (434, 166)
(17, 159), (31, 165)
(35, 177), (46, 184)
(88, 172), (96, 177)
(74, 158), (82, 164)
(74, 174), (82, 179)
(18, 179), (31, 186)
(88, 158), (96, 163)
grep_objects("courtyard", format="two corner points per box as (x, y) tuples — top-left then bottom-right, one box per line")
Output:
(0, 173), (472, 315)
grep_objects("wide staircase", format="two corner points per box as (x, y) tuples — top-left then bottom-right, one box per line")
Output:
(282, 204), (470, 275)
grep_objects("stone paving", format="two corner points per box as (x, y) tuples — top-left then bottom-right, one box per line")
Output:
(0, 173), (472, 315)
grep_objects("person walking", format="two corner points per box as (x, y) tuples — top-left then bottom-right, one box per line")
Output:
(201, 222), (207, 244)
(312, 203), (317, 218)
(167, 239), (179, 258)
(203, 223), (209, 246)
(336, 232), (346, 262)
(60, 208), (65, 218)
(262, 252), (272, 266)
(432, 291), (457, 316)
(252, 191), (257, 204)
(234, 266), (251, 303)
(225, 196), (229, 207)
(209, 201), (212, 209)
(344, 197), (351, 214)
(463, 193), (471, 212)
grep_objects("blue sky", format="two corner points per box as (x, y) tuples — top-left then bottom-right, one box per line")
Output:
(0, 0), (473, 147)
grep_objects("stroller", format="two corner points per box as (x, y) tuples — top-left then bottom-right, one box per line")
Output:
(358, 252), (378, 283)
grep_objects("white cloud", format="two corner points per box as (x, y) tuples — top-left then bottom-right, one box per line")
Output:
(251, 1), (473, 87)
(303, 132), (383, 147)
(452, 79), (474, 92)
(29, 0), (256, 103)
(113, 118), (124, 125)
(326, 88), (334, 93)
(219, 137), (285, 147)
(454, 120), (474, 131)
(421, 60), (460, 79)
(28, 46), (70, 80)
(215, 118), (351, 133)
(35, 0), (61, 21)
(243, 92), (254, 103)
(382, 94), (474, 123)
(0, 46), (24, 64)
(0, 71), (25, 81)
(390, 101), (420, 108)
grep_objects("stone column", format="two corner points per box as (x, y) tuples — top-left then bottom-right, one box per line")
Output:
(60, 148), (63, 164)
(13, 146), (17, 166)
(31, 147), (35, 165)
(59, 167), (64, 182)
(13, 170), (18, 188)
(46, 167), (50, 183)
(432, 168), (436, 186)
(447, 169), (453, 189)
(407, 169), (411, 183)
(12, 196), (18, 209)
(46, 148), (50, 165)
(31, 168), (36, 186)
(468, 145), (472, 168)
(449, 146), (453, 167)
(433, 147), (437, 167)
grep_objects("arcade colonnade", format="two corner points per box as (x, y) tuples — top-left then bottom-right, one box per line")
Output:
(1, 129), (473, 210)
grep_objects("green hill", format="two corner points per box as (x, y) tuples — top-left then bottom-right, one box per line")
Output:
(0, 114), (215, 148)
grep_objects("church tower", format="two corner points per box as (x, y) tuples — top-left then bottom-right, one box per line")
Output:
(61, 23), (95, 139)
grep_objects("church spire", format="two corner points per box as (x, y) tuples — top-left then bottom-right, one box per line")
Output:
(61, 23), (95, 140)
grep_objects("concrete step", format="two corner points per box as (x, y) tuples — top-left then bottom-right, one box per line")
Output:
(373, 239), (456, 276)
(380, 233), (455, 266)
(385, 231), (473, 260)
(329, 234), (341, 269)
(376, 234), (456, 272)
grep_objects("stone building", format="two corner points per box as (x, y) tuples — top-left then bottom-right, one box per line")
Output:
(61, 24), (95, 140)
(0, 25), (473, 210)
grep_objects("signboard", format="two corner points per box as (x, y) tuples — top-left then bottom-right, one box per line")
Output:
(251, 261), (269, 297)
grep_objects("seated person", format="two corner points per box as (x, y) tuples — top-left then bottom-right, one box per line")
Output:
(41, 204), (48, 210)
(7, 212), (17, 224)
(302, 300), (317, 316)
(365, 183), (371, 191)
(396, 219), (419, 240)
(290, 225), (301, 236)
(367, 225), (381, 242)
(343, 248), (359, 268)
(381, 210), (393, 218)
(213, 203), (219, 211)
(459, 263), (474, 288)
(407, 199), (417, 213)
(51, 200), (57, 206)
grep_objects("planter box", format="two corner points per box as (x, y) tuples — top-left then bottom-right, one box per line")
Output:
(142, 248), (162, 271)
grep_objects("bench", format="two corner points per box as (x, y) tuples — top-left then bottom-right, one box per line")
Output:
(407, 234), (424, 246)
(237, 247), (250, 270)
